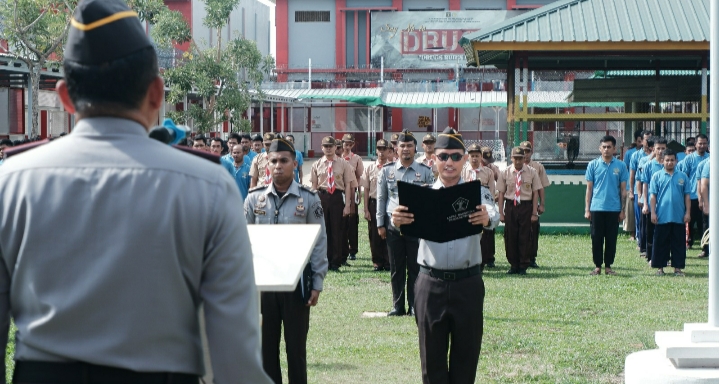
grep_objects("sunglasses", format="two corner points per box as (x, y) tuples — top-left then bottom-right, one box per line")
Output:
(436, 153), (463, 162)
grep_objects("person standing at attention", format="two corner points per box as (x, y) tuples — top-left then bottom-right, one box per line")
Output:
(585, 136), (628, 275)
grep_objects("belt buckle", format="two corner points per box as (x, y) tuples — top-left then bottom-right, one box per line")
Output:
(443, 272), (456, 281)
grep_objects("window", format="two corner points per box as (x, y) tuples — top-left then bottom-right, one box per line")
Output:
(295, 11), (330, 22)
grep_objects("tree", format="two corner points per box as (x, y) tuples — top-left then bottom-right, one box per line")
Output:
(156, 0), (274, 133)
(0, 0), (77, 138)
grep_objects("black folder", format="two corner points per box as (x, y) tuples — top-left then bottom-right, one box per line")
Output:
(397, 181), (485, 243)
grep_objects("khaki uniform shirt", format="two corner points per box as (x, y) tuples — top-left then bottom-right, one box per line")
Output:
(249, 152), (271, 187)
(360, 161), (386, 199)
(310, 156), (356, 192)
(461, 162), (496, 197)
(496, 164), (542, 202)
(0, 118), (270, 384)
(487, 163), (500, 181)
(342, 152), (364, 185)
(244, 181), (329, 291)
(528, 160), (550, 188)
(416, 153), (439, 176)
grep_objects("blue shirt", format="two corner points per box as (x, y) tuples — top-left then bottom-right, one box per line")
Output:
(681, 152), (710, 199)
(630, 149), (648, 195)
(649, 170), (691, 224)
(677, 151), (686, 162)
(624, 147), (638, 190)
(247, 151), (258, 162)
(230, 161), (252, 198)
(701, 160), (711, 180)
(639, 159), (663, 185)
(697, 158), (710, 183)
(294, 150), (304, 182)
(219, 156), (235, 175)
(585, 157), (629, 212)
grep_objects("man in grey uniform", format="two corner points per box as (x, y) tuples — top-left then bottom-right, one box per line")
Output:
(377, 129), (434, 316)
(0, 1), (271, 383)
(391, 127), (499, 384)
(245, 137), (328, 384)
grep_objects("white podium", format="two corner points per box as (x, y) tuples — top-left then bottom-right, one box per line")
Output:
(201, 224), (322, 383)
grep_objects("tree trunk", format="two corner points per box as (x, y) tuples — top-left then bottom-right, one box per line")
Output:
(28, 62), (42, 138)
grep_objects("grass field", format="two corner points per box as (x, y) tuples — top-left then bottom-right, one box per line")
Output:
(5, 222), (710, 383)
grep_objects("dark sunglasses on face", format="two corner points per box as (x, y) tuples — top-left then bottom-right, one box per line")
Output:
(436, 153), (463, 162)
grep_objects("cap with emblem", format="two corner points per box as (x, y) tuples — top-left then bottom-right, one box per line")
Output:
(422, 133), (436, 143)
(481, 146), (495, 163)
(519, 141), (532, 150)
(252, 134), (263, 142)
(511, 147), (526, 158)
(376, 139), (389, 148)
(397, 129), (416, 143)
(341, 133), (355, 142)
(321, 136), (336, 146)
(467, 143), (482, 153)
(263, 132), (276, 144)
(435, 127), (465, 151)
(269, 138), (295, 153)
(65, 0), (152, 65)
(390, 133), (399, 143)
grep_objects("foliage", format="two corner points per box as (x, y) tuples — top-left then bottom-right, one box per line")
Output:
(147, 0), (274, 133)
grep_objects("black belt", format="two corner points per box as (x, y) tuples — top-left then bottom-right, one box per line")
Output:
(318, 188), (344, 194)
(369, 197), (377, 202)
(14, 361), (198, 384)
(419, 265), (481, 281)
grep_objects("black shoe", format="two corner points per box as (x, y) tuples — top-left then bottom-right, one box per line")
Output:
(529, 262), (539, 268)
(486, 262), (495, 268)
(507, 269), (519, 274)
(328, 266), (340, 272)
(373, 266), (382, 272)
(407, 307), (415, 316)
(383, 266), (392, 272)
(518, 269), (527, 275)
(342, 261), (351, 267)
(348, 254), (357, 261)
(387, 308), (406, 316)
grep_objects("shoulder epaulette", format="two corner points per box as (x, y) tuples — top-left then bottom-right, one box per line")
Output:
(298, 184), (318, 195)
(419, 162), (431, 169)
(384, 161), (395, 167)
(249, 185), (268, 193)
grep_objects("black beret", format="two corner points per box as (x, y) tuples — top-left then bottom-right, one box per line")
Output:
(65, 0), (152, 65)
(397, 129), (416, 143)
(435, 127), (465, 151)
(269, 138), (295, 153)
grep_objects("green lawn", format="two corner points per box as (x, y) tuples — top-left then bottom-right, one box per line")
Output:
(5, 224), (709, 384)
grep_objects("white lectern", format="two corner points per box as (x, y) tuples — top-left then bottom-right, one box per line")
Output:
(200, 224), (322, 383)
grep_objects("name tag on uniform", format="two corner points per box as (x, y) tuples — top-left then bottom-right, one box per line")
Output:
(254, 209), (266, 216)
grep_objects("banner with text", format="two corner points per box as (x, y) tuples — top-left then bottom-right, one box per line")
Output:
(370, 11), (524, 69)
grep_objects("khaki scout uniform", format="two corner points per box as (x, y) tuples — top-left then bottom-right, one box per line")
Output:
(342, 151), (364, 260)
(496, 164), (542, 272)
(361, 160), (389, 269)
(461, 162), (496, 198)
(527, 159), (550, 265)
(249, 152), (271, 188)
(311, 156), (356, 270)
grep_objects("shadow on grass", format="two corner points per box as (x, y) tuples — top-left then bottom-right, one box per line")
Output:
(485, 316), (580, 326)
(308, 362), (358, 371)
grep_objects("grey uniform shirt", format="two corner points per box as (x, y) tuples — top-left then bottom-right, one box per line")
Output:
(244, 181), (329, 291)
(376, 160), (434, 227)
(0, 118), (271, 384)
(417, 179), (500, 269)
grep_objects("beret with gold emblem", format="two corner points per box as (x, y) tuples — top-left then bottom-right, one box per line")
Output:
(341, 133), (355, 142)
(376, 139), (389, 148)
(435, 127), (465, 151)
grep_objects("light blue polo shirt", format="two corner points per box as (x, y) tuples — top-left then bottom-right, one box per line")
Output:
(247, 150), (258, 162)
(701, 160), (710, 180)
(640, 159), (664, 185)
(624, 147), (638, 190)
(682, 152), (710, 199)
(586, 157), (629, 212)
(697, 158), (710, 183)
(231, 161), (252, 199)
(294, 150), (304, 182)
(219, 156), (236, 175)
(631, 149), (648, 195)
(649, 170), (691, 224)
(677, 151), (686, 162)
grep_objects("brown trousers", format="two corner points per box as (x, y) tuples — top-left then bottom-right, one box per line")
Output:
(368, 198), (389, 268)
(261, 287), (311, 384)
(480, 229), (495, 266)
(415, 273), (485, 384)
(319, 190), (346, 269)
(504, 201), (533, 270)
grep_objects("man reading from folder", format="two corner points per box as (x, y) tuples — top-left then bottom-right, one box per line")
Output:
(391, 128), (500, 384)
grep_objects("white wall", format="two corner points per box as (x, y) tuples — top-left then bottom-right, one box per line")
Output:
(192, 0), (271, 56)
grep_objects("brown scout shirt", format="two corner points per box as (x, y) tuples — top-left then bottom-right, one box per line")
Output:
(249, 152), (270, 187)
(360, 161), (385, 199)
(342, 152), (364, 186)
(496, 164), (542, 202)
(461, 162), (496, 197)
(528, 160), (551, 188)
(416, 153), (439, 176)
(311, 156), (356, 192)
